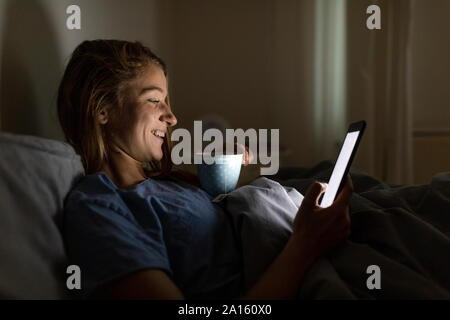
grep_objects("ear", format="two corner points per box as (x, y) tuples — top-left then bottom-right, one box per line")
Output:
(98, 108), (108, 125)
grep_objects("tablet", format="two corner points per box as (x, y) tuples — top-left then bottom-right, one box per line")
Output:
(319, 120), (366, 208)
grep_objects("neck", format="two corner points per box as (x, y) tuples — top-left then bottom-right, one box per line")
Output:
(101, 146), (148, 190)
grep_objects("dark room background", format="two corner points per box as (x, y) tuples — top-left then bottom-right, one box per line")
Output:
(1, 0), (449, 185)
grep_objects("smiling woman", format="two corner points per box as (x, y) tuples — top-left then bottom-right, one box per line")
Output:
(57, 40), (176, 180)
(58, 39), (353, 300)
(58, 40), (246, 299)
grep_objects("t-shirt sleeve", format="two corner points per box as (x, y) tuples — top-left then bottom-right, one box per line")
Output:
(63, 194), (172, 298)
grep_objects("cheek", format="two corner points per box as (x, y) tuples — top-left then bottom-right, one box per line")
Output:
(143, 109), (160, 129)
(137, 112), (159, 143)
(125, 107), (150, 134)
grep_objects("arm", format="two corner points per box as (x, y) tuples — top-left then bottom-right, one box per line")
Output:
(94, 269), (184, 300)
(98, 239), (313, 300)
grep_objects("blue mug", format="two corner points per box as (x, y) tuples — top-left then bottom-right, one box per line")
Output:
(195, 153), (243, 197)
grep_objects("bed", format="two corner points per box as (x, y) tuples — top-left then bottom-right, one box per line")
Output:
(0, 131), (448, 299)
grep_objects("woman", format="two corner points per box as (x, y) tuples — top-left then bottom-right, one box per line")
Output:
(58, 39), (353, 300)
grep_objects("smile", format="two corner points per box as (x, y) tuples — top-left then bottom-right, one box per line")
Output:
(151, 129), (165, 138)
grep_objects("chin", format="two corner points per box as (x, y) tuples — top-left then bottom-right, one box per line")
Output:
(145, 144), (164, 162)
(152, 151), (164, 162)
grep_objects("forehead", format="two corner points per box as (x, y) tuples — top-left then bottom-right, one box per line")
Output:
(130, 63), (167, 94)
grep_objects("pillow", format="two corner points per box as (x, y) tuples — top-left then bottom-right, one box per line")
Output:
(0, 131), (84, 299)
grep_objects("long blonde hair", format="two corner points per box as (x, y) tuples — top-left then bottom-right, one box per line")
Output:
(57, 40), (174, 178)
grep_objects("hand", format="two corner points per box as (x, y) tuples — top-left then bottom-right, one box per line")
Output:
(235, 143), (254, 166)
(292, 175), (354, 258)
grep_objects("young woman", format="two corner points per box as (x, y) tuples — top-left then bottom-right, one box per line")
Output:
(58, 39), (353, 300)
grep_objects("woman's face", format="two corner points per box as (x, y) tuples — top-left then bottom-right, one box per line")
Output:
(106, 63), (177, 162)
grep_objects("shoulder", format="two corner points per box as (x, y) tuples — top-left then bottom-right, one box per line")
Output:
(62, 173), (150, 241)
(64, 172), (127, 216)
(68, 172), (118, 197)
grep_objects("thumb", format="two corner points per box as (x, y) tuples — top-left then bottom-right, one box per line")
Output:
(301, 181), (327, 211)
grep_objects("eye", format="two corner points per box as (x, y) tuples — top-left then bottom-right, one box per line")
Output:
(148, 99), (160, 104)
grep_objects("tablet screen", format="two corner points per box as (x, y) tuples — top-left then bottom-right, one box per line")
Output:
(319, 130), (360, 208)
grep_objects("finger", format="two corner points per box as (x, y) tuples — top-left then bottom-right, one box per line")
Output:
(345, 207), (351, 223)
(339, 208), (351, 227)
(246, 146), (254, 164)
(315, 182), (328, 206)
(301, 181), (327, 211)
(335, 175), (354, 206)
(242, 151), (249, 166)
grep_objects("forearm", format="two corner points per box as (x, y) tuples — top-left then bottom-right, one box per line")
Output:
(241, 235), (318, 300)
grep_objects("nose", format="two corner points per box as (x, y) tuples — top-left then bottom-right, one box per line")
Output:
(161, 106), (177, 128)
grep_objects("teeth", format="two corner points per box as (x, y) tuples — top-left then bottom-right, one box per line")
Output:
(152, 130), (165, 138)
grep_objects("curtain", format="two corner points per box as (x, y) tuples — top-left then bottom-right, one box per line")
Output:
(346, 0), (413, 185)
(312, 0), (347, 162)
(265, 0), (414, 185)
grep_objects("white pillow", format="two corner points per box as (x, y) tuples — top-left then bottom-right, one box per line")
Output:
(0, 132), (84, 299)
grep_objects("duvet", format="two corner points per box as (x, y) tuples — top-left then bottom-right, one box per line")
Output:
(217, 161), (450, 299)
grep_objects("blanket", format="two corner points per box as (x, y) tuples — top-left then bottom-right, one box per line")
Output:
(217, 161), (450, 299)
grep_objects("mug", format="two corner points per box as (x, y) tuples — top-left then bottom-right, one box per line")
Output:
(195, 153), (243, 197)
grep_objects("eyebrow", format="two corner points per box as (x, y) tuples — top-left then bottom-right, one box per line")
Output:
(139, 86), (165, 96)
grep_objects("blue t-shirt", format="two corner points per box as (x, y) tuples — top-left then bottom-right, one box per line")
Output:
(63, 172), (245, 299)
